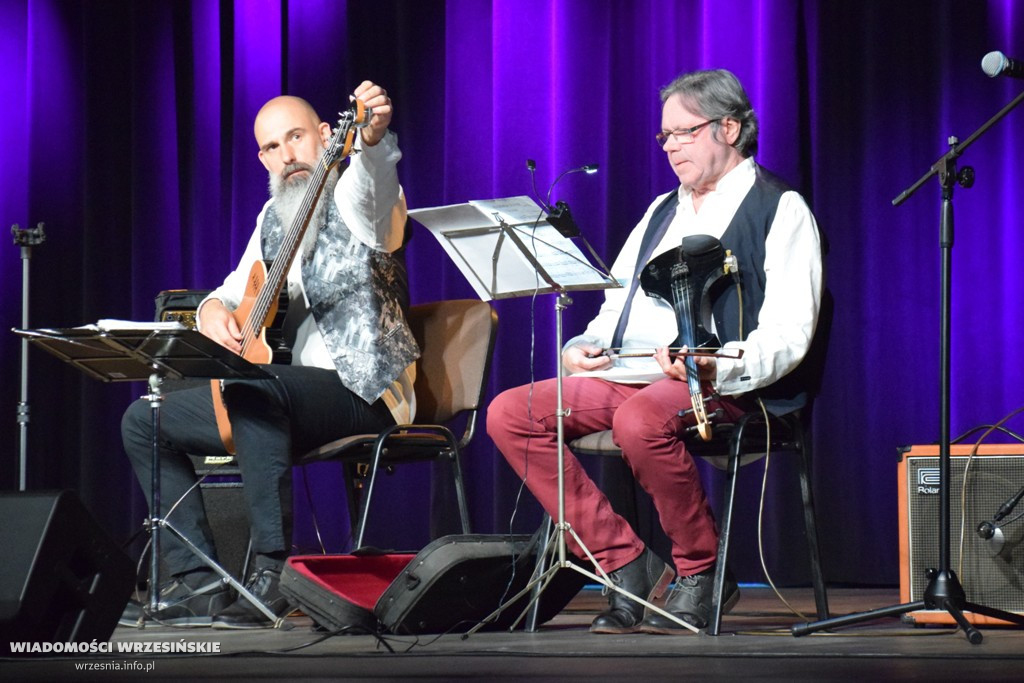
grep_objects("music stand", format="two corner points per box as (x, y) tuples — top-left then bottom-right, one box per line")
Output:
(13, 323), (285, 626)
(412, 198), (701, 634)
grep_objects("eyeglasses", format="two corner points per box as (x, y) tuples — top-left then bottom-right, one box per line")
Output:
(655, 119), (721, 146)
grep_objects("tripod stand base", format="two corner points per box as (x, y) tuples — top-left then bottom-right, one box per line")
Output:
(463, 522), (699, 637)
(792, 569), (1024, 644)
(135, 518), (290, 630)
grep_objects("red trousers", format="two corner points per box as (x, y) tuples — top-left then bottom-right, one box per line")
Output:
(487, 376), (748, 576)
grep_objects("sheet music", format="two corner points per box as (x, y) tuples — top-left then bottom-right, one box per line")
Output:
(468, 196), (546, 226)
(94, 319), (186, 331)
(503, 223), (602, 286)
(411, 197), (618, 300)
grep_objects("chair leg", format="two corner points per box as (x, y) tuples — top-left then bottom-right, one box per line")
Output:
(795, 429), (830, 621)
(355, 427), (402, 549)
(449, 448), (472, 534)
(343, 462), (362, 548)
(709, 444), (742, 636)
(241, 535), (254, 580)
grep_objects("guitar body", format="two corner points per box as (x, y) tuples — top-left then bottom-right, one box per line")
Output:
(231, 259), (291, 366)
(211, 259), (292, 454)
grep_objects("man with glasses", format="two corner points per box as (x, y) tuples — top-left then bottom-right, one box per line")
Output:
(487, 69), (823, 633)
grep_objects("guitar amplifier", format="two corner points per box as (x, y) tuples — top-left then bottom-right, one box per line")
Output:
(898, 444), (1024, 625)
(155, 288), (292, 364)
(154, 289), (212, 328)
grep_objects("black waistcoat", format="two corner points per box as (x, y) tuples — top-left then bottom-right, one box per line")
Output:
(711, 166), (822, 415)
(261, 199), (419, 404)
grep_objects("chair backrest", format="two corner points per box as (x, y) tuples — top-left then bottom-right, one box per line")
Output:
(694, 286), (834, 469)
(406, 299), (498, 424)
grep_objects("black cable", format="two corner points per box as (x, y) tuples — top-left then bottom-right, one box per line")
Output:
(952, 422), (1024, 444)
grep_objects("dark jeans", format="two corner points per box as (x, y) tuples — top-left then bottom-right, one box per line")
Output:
(121, 365), (395, 576)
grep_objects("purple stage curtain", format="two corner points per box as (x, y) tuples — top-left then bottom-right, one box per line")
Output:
(2, 0), (1023, 586)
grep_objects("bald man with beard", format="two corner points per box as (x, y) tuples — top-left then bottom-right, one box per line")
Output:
(119, 82), (418, 629)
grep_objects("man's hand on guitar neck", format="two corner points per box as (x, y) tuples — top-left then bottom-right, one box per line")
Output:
(197, 299), (243, 354)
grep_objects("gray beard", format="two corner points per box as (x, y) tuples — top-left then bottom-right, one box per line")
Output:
(268, 158), (340, 261)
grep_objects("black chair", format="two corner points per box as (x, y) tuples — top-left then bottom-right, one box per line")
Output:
(568, 408), (828, 635)
(298, 299), (498, 549)
(567, 291), (833, 635)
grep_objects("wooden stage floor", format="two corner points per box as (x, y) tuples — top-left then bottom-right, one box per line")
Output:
(5, 586), (1024, 681)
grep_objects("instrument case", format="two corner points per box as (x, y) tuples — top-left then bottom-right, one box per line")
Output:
(280, 533), (586, 634)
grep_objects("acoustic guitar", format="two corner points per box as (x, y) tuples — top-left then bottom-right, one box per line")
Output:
(211, 98), (372, 454)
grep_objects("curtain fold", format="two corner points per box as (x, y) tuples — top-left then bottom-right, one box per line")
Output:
(2, 0), (1022, 585)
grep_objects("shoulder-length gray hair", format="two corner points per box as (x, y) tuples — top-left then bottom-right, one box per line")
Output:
(660, 69), (758, 157)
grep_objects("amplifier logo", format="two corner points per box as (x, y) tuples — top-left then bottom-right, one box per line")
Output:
(916, 467), (940, 494)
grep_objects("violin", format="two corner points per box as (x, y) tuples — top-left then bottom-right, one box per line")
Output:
(639, 235), (735, 441)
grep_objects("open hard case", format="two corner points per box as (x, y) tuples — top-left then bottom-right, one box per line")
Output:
(280, 534), (587, 634)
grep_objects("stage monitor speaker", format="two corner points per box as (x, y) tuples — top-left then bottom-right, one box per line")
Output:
(0, 490), (135, 649)
(898, 444), (1024, 626)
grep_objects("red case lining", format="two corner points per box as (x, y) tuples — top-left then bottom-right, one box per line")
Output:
(286, 554), (416, 610)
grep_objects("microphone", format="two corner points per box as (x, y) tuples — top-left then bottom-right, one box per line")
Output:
(526, 160), (599, 237)
(993, 484), (1024, 521)
(975, 484), (1024, 542)
(981, 51), (1024, 79)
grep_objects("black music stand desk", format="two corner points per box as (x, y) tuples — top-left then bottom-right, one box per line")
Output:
(14, 323), (284, 627)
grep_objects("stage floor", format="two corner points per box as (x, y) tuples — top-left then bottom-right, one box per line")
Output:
(6, 587), (1024, 681)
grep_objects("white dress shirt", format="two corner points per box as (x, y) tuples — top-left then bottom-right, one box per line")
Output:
(199, 132), (416, 424)
(566, 157), (823, 397)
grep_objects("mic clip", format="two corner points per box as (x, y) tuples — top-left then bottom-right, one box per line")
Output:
(546, 200), (580, 238)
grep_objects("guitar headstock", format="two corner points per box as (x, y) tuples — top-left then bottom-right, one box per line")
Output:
(324, 97), (373, 167)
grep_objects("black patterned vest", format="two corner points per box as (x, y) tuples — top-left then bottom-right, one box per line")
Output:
(710, 165), (825, 415)
(260, 199), (420, 404)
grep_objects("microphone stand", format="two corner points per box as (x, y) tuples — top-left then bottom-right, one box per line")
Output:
(793, 89), (1024, 644)
(11, 222), (46, 491)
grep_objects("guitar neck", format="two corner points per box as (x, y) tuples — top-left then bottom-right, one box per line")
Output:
(242, 102), (362, 338)
(263, 161), (332, 299)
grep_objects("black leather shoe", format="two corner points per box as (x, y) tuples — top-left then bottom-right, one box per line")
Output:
(119, 575), (232, 628)
(590, 547), (674, 634)
(211, 566), (293, 629)
(640, 565), (740, 633)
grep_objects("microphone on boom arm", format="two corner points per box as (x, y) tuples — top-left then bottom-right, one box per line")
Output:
(981, 51), (1024, 79)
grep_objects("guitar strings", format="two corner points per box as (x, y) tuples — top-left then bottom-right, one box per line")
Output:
(239, 109), (355, 358)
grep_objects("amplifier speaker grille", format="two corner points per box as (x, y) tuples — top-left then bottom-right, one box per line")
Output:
(899, 445), (1024, 625)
